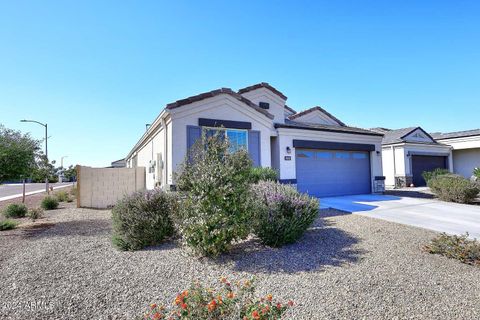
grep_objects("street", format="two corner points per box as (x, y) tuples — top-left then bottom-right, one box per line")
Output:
(0, 182), (73, 201)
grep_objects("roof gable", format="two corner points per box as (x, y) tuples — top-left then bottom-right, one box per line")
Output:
(381, 127), (437, 145)
(288, 106), (346, 126)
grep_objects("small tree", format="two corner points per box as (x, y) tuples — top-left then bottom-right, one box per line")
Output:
(63, 165), (77, 181)
(174, 130), (253, 256)
(0, 125), (41, 183)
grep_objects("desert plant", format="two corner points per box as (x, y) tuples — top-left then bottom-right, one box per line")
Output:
(0, 219), (18, 231)
(425, 233), (480, 266)
(474, 167), (480, 179)
(27, 208), (43, 221)
(174, 130), (253, 256)
(247, 167), (278, 184)
(3, 203), (28, 218)
(55, 190), (69, 202)
(111, 189), (178, 251)
(70, 186), (77, 197)
(428, 174), (479, 203)
(249, 181), (319, 247)
(140, 277), (293, 320)
(41, 196), (59, 210)
(422, 168), (449, 185)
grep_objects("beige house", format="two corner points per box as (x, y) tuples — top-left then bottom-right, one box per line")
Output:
(125, 83), (385, 197)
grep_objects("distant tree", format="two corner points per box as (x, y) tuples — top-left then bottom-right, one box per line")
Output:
(30, 156), (59, 183)
(63, 165), (77, 181)
(0, 125), (41, 183)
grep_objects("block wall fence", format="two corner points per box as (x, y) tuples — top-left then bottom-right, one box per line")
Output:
(76, 165), (146, 208)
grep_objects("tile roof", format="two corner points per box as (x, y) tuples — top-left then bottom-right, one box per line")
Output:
(287, 106), (346, 126)
(237, 82), (288, 100)
(165, 87), (274, 119)
(275, 119), (384, 136)
(284, 105), (297, 114)
(430, 129), (480, 140)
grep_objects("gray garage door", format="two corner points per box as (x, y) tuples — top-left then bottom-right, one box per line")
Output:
(296, 149), (371, 197)
(411, 155), (447, 187)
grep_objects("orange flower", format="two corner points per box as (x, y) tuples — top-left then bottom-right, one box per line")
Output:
(266, 294), (273, 301)
(153, 312), (162, 319)
(174, 295), (183, 305)
(207, 300), (217, 312)
(180, 303), (187, 310)
(288, 300), (294, 307)
(251, 310), (260, 319)
(217, 295), (223, 304)
(276, 303), (282, 310)
(150, 303), (157, 309)
(227, 291), (235, 299)
(182, 290), (189, 297)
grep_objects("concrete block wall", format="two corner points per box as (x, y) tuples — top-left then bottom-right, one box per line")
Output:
(77, 166), (146, 208)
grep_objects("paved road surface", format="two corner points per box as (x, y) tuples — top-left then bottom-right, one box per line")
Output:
(0, 183), (73, 201)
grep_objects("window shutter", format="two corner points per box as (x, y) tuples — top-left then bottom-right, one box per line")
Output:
(248, 130), (261, 167)
(187, 126), (201, 159)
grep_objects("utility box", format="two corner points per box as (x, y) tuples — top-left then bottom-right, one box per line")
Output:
(373, 176), (386, 193)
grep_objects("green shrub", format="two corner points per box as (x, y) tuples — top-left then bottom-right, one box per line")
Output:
(174, 130), (253, 256)
(55, 190), (69, 202)
(27, 208), (43, 221)
(41, 196), (59, 210)
(425, 233), (480, 266)
(249, 181), (319, 247)
(3, 203), (28, 218)
(111, 189), (178, 251)
(0, 219), (18, 231)
(474, 167), (480, 179)
(141, 277), (293, 319)
(70, 186), (77, 197)
(428, 174), (479, 203)
(247, 167), (278, 184)
(422, 168), (449, 185)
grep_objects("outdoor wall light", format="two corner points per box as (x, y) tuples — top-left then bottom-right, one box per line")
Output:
(286, 146), (292, 154)
(376, 150), (381, 155)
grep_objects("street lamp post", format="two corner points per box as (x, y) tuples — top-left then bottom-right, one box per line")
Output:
(20, 119), (49, 193)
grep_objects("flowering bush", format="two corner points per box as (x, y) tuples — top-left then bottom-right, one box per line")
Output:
(140, 278), (293, 320)
(249, 181), (319, 247)
(174, 130), (253, 256)
(111, 189), (178, 251)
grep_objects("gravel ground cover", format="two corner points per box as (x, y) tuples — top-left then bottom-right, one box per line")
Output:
(0, 187), (73, 211)
(1, 204), (479, 319)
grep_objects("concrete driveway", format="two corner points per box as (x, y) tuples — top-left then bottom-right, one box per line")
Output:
(321, 194), (480, 239)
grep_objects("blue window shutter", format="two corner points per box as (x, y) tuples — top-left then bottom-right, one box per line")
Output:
(248, 130), (261, 167)
(187, 126), (201, 154)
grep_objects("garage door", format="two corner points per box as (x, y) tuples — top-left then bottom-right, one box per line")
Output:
(296, 149), (371, 197)
(412, 155), (447, 187)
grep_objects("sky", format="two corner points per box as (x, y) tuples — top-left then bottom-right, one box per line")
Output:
(1, 1), (479, 167)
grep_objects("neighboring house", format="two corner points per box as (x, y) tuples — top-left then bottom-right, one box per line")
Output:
(125, 82), (384, 197)
(431, 129), (480, 179)
(371, 127), (453, 188)
(108, 158), (127, 168)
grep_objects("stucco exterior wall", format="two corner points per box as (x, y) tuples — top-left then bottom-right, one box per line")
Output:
(381, 147), (395, 187)
(77, 166), (145, 208)
(168, 94), (274, 185)
(276, 128), (383, 188)
(452, 148), (480, 178)
(239, 88), (286, 124)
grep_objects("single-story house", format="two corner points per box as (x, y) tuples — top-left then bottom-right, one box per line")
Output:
(371, 127), (453, 188)
(108, 158), (126, 168)
(431, 129), (480, 179)
(126, 82), (385, 197)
